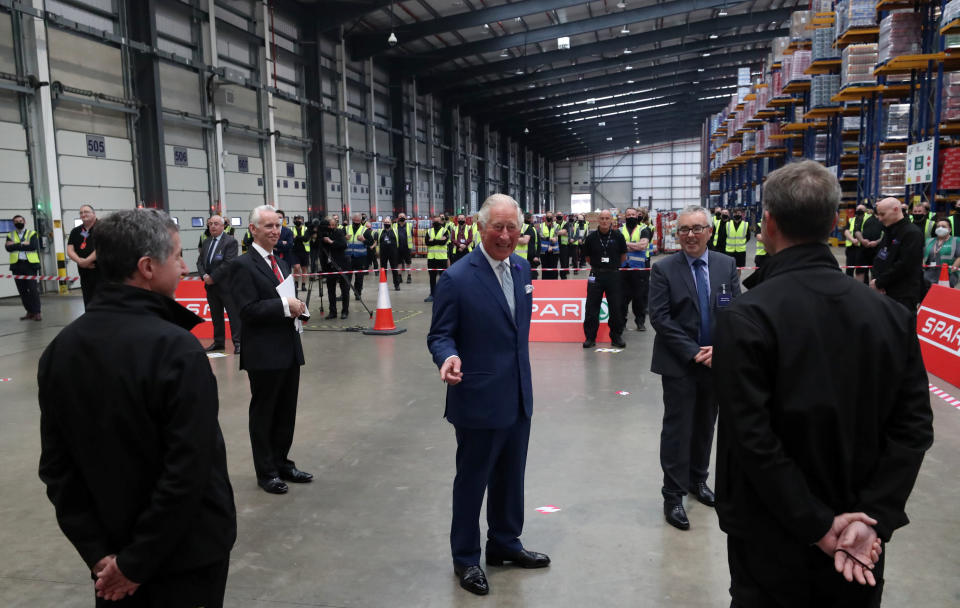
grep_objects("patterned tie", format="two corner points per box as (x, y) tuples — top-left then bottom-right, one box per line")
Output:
(208, 236), (219, 265)
(693, 259), (711, 346)
(498, 261), (515, 321)
(268, 254), (284, 283)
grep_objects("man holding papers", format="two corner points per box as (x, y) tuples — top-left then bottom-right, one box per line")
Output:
(232, 205), (312, 495)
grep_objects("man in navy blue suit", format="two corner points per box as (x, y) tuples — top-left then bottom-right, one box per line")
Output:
(427, 194), (550, 596)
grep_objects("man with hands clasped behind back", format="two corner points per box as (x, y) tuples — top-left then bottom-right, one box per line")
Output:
(713, 161), (933, 607)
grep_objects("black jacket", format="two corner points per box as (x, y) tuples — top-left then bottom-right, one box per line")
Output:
(196, 233), (238, 286)
(37, 283), (236, 583)
(872, 217), (925, 305)
(319, 228), (349, 270)
(714, 244), (933, 545)
(231, 250), (305, 371)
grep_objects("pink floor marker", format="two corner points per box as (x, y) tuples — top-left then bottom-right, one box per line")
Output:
(616, 390), (630, 396)
(535, 505), (561, 514)
(0, 378), (11, 382)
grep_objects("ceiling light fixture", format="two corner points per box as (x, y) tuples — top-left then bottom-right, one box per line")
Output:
(617, 1), (627, 8)
(624, 48), (632, 54)
(702, 52), (711, 57)
(697, 68), (705, 72)
(709, 34), (719, 39)
(500, 49), (509, 57)
(718, 8), (728, 16)
(621, 26), (630, 34)
(599, 121), (606, 126)
(606, 137), (614, 141)
(524, 127), (529, 134)
(625, 65), (633, 70)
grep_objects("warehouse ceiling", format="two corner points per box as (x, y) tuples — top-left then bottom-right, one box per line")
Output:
(303, 0), (806, 159)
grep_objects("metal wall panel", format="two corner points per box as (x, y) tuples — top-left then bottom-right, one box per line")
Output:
(165, 142), (211, 270)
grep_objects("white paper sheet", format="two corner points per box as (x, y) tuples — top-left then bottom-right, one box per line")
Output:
(275, 275), (309, 333)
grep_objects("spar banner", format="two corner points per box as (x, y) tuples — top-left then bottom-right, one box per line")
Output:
(917, 285), (960, 387)
(174, 280), (231, 341)
(529, 279), (610, 343)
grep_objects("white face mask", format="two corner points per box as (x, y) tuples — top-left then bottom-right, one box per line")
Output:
(936, 227), (950, 238)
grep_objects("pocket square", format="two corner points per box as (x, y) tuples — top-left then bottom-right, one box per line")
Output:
(524, 284), (534, 294)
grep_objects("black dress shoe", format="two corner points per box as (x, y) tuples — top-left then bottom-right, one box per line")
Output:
(453, 565), (489, 596)
(693, 482), (716, 507)
(279, 467), (313, 483)
(340, 311), (349, 319)
(325, 312), (338, 320)
(485, 546), (551, 569)
(637, 322), (647, 331)
(205, 343), (225, 352)
(582, 339), (596, 348)
(664, 503), (690, 530)
(406, 275), (412, 284)
(258, 477), (288, 494)
(233, 344), (241, 355)
(611, 336), (627, 348)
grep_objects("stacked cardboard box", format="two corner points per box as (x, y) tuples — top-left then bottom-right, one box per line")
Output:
(885, 104), (911, 140)
(879, 153), (906, 196)
(942, 72), (960, 122)
(841, 44), (878, 87)
(811, 74), (841, 107)
(813, 25), (839, 62)
(878, 11), (922, 65)
(940, 148), (960, 189)
(790, 11), (812, 41)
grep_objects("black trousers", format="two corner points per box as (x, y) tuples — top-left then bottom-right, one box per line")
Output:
(727, 535), (883, 608)
(205, 283), (241, 347)
(380, 248), (401, 287)
(247, 365), (301, 481)
(428, 258), (447, 295)
(94, 557), (230, 608)
(660, 364), (716, 503)
(620, 268), (649, 328)
(727, 251), (746, 269)
(350, 256), (369, 295)
(558, 245), (570, 279)
(540, 252), (559, 279)
(583, 270), (624, 341)
(78, 268), (100, 306)
(451, 416), (530, 567)
(844, 246), (860, 278)
(754, 254), (768, 271)
(325, 273), (350, 314)
(11, 260), (41, 314)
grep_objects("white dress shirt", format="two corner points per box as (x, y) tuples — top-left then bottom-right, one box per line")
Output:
(251, 241), (292, 318)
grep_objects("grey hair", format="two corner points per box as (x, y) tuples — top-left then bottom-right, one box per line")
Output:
(79, 204), (95, 213)
(678, 204), (710, 225)
(477, 193), (523, 228)
(249, 205), (277, 228)
(763, 160), (840, 242)
(95, 209), (178, 283)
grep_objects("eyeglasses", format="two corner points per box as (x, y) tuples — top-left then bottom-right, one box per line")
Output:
(677, 225), (708, 235)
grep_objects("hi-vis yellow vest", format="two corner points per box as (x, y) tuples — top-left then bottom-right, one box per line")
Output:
(427, 227), (448, 260)
(293, 225), (311, 252)
(725, 221), (747, 253)
(755, 222), (766, 256)
(8, 230), (40, 264)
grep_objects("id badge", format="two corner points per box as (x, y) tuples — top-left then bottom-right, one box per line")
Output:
(717, 293), (732, 308)
(588, 275), (596, 283)
(876, 247), (888, 261)
(601, 256), (610, 263)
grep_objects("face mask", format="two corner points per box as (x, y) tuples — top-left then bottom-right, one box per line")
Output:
(295, 220), (303, 226)
(14, 222), (25, 230)
(458, 219), (465, 225)
(733, 214), (742, 220)
(625, 217), (638, 229)
(936, 227), (950, 238)
(715, 212), (722, 218)
(433, 221), (442, 229)
(546, 218), (554, 224)
(722, 215), (729, 220)
(384, 224), (391, 230)
(398, 218), (405, 223)
(856, 209), (865, 216)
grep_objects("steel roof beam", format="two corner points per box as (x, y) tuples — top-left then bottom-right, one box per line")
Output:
(394, 0), (732, 72)
(455, 48), (766, 112)
(418, 8), (791, 93)
(348, 0), (589, 61)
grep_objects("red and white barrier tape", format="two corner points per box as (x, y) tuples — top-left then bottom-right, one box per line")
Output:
(929, 383), (960, 411)
(1, 274), (79, 282)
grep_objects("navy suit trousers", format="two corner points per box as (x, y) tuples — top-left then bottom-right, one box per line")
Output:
(451, 416), (530, 567)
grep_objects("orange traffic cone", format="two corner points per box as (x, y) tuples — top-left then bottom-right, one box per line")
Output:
(938, 263), (951, 288)
(363, 268), (407, 335)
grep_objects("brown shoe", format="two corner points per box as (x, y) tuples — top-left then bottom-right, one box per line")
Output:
(32, 313), (41, 321)
(20, 313), (32, 321)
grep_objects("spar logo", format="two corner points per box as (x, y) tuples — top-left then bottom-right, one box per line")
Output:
(179, 298), (231, 323)
(918, 306), (960, 356)
(531, 297), (608, 323)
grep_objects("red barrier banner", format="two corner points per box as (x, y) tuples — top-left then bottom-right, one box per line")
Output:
(529, 279), (611, 343)
(917, 285), (960, 387)
(174, 280), (230, 341)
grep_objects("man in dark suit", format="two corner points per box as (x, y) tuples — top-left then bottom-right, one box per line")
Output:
(231, 205), (312, 495)
(427, 194), (550, 597)
(714, 161), (933, 607)
(38, 209), (236, 606)
(649, 204), (740, 531)
(198, 215), (241, 354)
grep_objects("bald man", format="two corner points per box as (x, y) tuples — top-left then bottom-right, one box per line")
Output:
(870, 198), (925, 314)
(198, 215), (241, 353)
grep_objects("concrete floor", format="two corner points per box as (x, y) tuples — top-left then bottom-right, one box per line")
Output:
(1, 253), (959, 607)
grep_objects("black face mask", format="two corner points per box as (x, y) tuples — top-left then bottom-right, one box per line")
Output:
(546, 218), (554, 224)
(625, 217), (638, 230)
(722, 215), (729, 220)
(433, 221), (442, 229)
(458, 219), (466, 225)
(715, 212), (722, 219)
(856, 210), (865, 217)
(295, 220), (303, 226)
(398, 218), (405, 223)
(733, 214), (742, 221)
(14, 222), (25, 231)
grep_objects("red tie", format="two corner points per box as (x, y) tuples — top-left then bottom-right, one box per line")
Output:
(267, 254), (283, 282)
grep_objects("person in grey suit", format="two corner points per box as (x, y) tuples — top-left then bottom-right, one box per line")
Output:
(649, 204), (740, 530)
(198, 215), (241, 354)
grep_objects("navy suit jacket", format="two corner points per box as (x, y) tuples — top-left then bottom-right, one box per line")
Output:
(231, 250), (304, 372)
(649, 249), (740, 377)
(427, 247), (534, 429)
